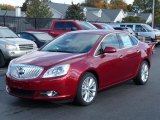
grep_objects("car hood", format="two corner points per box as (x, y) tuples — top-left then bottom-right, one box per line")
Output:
(12, 51), (87, 68)
(0, 38), (35, 45)
(155, 31), (160, 36)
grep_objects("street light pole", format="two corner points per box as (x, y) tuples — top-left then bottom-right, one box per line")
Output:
(152, 0), (155, 28)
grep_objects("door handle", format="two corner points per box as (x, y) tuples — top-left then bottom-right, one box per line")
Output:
(119, 55), (124, 59)
(136, 50), (140, 53)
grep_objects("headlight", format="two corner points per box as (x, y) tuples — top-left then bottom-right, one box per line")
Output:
(43, 64), (70, 78)
(6, 44), (17, 50)
(33, 43), (37, 49)
(6, 60), (13, 76)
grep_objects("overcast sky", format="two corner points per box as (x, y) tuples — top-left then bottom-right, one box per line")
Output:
(1, 0), (134, 7)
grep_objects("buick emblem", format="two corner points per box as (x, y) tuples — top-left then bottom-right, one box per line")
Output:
(17, 67), (25, 78)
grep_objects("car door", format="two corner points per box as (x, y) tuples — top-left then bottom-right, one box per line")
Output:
(118, 33), (141, 79)
(95, 33), (126, 87)
(134, 25), (150, 37)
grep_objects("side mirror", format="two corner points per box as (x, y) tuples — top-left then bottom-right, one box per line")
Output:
(103, 46), (117, 53)
(17, 34), (21, 37)
(71, 27), (78, 31)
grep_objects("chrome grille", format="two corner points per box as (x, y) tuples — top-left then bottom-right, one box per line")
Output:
(19, 44), (34, 50)
(9, 64), (43, 80)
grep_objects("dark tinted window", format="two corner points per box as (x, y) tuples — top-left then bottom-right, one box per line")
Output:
(19, 33), (36, 41)
(120, 25), (125, 27)
(119, 33), (133, 48)
(54, 22), (66, 30)
(102, 34), (120, 49)
(135, 25), (146, 32)
(66, 22), (78, 30)
(42, 33), (101, 53)
(127, 25), (133, 29)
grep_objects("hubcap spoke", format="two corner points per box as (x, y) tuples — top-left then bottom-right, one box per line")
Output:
(141, 64), (149, 82)
(81, 76), (97, 103)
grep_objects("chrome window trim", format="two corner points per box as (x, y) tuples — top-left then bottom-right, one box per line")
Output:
(93, 32), (140, 57)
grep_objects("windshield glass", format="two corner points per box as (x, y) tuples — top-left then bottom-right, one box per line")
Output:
(77, 21), (97, 30)
(33, 33), (54, 41)
(42, 33), (101, 53)
(142, 24), (154, 32)
(0, 28), (18, 38)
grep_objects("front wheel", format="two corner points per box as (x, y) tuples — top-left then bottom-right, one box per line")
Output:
(75, 72), (98, 106)
(133, 61), (149, 85)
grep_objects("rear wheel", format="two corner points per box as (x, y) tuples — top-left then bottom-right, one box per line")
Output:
(133, 61), (149, 85)
(0, 51), (5, 68)
(75, 72), (98, 106)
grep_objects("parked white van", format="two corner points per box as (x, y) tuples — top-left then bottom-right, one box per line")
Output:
(109, 23), (160, 42)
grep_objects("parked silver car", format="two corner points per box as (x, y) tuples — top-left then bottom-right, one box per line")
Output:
(0, 26), (37, 67)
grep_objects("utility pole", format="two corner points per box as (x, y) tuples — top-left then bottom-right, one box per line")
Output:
(152, 0), (155, 28)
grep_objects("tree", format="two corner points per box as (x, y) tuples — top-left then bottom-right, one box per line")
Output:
(95, 1), (109, 9)
(132, 0), (152, 13)
(155, 9), (160, 24)
(21, 0), (30, 11)
(81, 0), (96, 7)
(109, 0), (128, 10)
(0, 4), (15, 10)
(126, 4), (133, 12)
(65, 3), (85, 20)
(81, 0), (109, 8)
(26, 0), (53, 18)
(122, 16), (145, 23)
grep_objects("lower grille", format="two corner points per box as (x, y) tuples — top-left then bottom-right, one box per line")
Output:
(19, 44), (34, 50)
(10, 88), (34, 97)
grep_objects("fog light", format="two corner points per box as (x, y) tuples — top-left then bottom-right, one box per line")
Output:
(6, 85), (10, 93)
(40, 91), (58, 97)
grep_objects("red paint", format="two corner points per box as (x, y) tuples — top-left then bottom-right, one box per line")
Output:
(6, 30), (151, 101)
(29, 20), (95, 38)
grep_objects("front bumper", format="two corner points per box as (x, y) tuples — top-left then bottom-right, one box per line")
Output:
(6, 75), (77, 101)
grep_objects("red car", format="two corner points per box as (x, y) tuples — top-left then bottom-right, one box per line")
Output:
(30, 20), (97, 37)
(6, 30), (151, 106)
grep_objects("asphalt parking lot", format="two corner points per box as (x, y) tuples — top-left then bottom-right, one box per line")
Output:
(0, 47), (160, 120)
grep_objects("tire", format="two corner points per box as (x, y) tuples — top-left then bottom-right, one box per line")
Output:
(0, 51), (5, 68)
(75, 72), (98, 106)
(133, 61), (149, 85)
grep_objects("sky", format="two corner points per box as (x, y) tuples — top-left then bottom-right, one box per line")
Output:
(0, 0), (134, 7)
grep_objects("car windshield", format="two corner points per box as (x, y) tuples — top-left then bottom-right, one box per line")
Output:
(41, 33), (101, 53)
(142, 24), (154, 32)
(33, 33), (54, 41)
(0, 28), (18, 38)
(77, 21), (97, 30)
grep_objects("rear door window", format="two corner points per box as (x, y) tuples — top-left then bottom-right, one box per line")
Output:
(119, 33), (133, 48)
(135, 25), (146, 32)
(120, 25), (125, 27)
(66, 22), (78, 30)
(127, 25), (133, 29)
(102, 34), (120, 49)
(54, 22), (66, 30)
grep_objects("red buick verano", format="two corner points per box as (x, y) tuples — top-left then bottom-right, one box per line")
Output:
(6, 30), (152, 106)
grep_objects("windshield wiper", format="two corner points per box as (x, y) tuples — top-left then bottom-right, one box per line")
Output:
(47, 50), (74, 53)
(4, 37), (18, 38)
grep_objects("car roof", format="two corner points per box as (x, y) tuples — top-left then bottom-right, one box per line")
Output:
(67, 30), (127, 35)
(0, 26), (9, 29)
